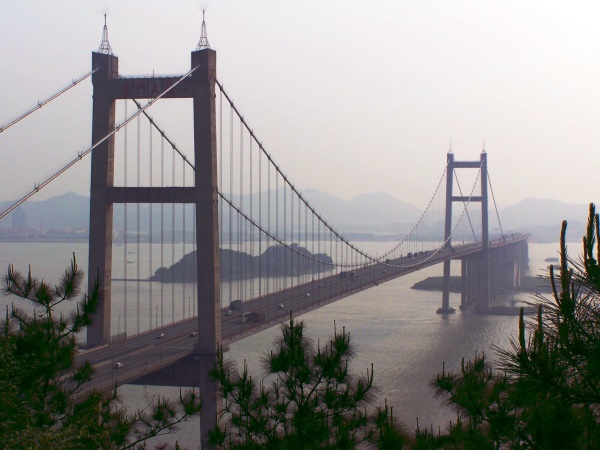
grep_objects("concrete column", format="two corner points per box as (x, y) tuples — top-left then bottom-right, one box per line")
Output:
(191, 48), (221, 449)
(440, 153), (455, 313)
(87, 52), (118, 347)
(479, 152), (490, 310)
(460, 259), (467, 308)
(490, 248), (499, 295)
(468, 258), (475, 306)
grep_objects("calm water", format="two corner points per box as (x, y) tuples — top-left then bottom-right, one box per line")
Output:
(0, 241), (562, 448)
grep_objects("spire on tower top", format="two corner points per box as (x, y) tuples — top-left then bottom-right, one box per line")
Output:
(98, 13), (113, 55)
(196, 9), (211, 50)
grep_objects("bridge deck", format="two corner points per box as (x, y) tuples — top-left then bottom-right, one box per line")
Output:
(74, 236), (526, 393)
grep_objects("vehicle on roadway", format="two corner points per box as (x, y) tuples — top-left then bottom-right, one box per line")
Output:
(156, 333), (165, 339)
(189, 331), (198, 337)
(114, 362), (124, 369)
(239, 312), (251, 323)
(340, 271), (357, 280)
(239, 312), (263, 324)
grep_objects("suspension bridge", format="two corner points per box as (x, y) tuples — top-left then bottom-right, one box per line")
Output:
(0, 17), (528, 447)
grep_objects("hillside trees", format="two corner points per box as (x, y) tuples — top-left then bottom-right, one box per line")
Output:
(0, 255), (202, 449)
(429, 203), (600, 449)
(208, 314), (409, 449)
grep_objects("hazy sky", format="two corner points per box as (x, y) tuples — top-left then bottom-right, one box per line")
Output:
(1, 1), (599, 209)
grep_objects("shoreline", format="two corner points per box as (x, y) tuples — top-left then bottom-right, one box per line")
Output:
(412, 275), (551, 293)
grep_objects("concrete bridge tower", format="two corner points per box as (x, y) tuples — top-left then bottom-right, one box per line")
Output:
(439, 151), (527, 313)
(86, 16), (221, 447)
(439, 151), (490, 313)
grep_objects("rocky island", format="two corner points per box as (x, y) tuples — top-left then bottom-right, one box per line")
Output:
(151, 244), (333, 282)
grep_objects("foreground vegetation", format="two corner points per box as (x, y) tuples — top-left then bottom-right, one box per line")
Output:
(209, 314), (408, 449)
(0, 255), (201, 449)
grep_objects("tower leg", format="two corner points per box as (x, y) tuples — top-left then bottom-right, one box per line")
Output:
(438, 259), (455, 314)
(87, 51), (118, 347)
(191, 48), (220, 449)
(438, 152), (455, 314)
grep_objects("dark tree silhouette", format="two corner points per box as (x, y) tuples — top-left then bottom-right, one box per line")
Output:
(209, 314), (408, 449)
(0, 255), (202, 449)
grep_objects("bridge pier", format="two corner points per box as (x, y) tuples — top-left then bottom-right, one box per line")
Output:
(451, 239), (528, 312)
(129, 351), (218, 448)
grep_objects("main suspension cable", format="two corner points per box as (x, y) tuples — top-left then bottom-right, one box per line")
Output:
(0, 69), (99, 134)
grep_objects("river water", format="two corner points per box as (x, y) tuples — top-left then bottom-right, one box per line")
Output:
(0, 241), (562, 448)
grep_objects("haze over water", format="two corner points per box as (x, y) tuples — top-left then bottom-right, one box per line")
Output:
(0, 241), (559, 446)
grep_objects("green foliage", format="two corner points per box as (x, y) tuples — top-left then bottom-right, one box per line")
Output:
(0, 254), (202, 449)
(209, 314), (408, 449)
(430, 203), (600, 449)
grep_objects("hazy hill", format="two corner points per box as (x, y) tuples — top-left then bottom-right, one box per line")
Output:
(0, 191), (592, 242)
(500, 198), (588, 228)
(0, 192), (89, 230)
(0, 190), (422, 232)
(301, 189), (421, 231)
(499, 198), (589, 242)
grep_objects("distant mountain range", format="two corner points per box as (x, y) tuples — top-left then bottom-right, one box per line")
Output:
(496, 198), (589, 242)
(0, 191), (591, 242)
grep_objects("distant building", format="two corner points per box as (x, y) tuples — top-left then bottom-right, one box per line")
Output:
(12, 207), (25, 229)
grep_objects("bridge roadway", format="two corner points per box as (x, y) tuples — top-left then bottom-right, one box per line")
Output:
(74, 236), (525, 393)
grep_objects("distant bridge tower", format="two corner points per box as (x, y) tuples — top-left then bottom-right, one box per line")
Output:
(87, 25), (220, 446)
(439, 151), (490, 313)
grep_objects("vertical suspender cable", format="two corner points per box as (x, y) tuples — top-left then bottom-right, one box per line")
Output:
(283, 183), (287, 289)
(193, 203), (197, 317)
(219, 89), (223, 309)
(171, 146), (176, 323)
(182, 158), (186, 319)
(258, 134), (262, 298)
(136, 114), (141, 334)
(276, 172), (279, 291)
(487, 172), (505, 239)
(149, 120), (153, 329)
(300, 197), (304, 283)
(298, 194), (302, 282)
(239, 121), (244, 299)
(123, 100), (128, 337)
(290, 190), (294, 287)
(229, 107), (233, 304)
(249, 137), (254, 299)
(267, 161), (271, 295)
(160, 135), (165, 327)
